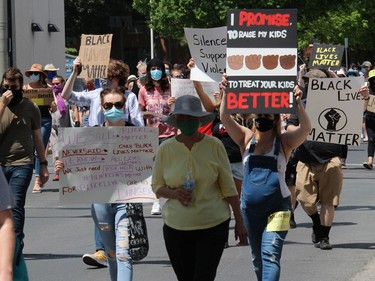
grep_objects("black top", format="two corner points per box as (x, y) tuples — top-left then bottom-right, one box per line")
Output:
(212, 113), (242, 163)
(287, 115), (342, 164)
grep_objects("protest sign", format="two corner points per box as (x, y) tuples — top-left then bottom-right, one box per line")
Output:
(170, 78), (219, 106)
(78, 34), (113, 79)
(23, 88), (54, 106)
(58, 127), (158, 204)
(226, 9), (298, 114)
(184, 27), (227, 82)
(366, 96), (375, 113)
(308, 44), (344, 70)
(306, 77), (365, 145)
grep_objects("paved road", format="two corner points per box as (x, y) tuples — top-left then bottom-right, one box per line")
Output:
(23, 142), (375, 280)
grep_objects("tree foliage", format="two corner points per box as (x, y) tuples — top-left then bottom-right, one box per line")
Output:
(132, 0), (375, 63)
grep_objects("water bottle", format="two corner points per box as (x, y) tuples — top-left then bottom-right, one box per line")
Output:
(183, 170), (195, 205)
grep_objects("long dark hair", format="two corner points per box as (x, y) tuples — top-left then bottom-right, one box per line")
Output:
(145, 58), (170, 91)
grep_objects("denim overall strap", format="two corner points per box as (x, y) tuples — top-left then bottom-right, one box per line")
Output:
(241, 136), (283, 216)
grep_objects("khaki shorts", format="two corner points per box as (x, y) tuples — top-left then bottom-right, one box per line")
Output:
(295, 157), (343, 207)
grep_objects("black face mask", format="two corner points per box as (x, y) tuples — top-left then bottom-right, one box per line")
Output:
(1, 88), (23, 107)
(255, 117), (274, 132)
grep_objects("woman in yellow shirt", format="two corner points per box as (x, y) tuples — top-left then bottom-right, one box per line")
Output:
(152, 95), (247, 281)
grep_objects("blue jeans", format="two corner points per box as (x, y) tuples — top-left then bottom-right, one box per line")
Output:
(1, 165), (33, 241)
(91, 203), (132, 281)
(241, 197), (291, 281)
(34, 117), (52, 175)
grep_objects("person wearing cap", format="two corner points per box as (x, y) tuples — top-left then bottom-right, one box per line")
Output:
(219, 74), (310, 280)
(360, 61), (372, 79)
(361, 69), (375, 170)
(126, 75), (139, 98)
(43, 63), (60, 87)
(138, 58), (177, 215)
(287, 69), (344, 250)
(23, 63), (52, 193)
(151, 95), (247, 281)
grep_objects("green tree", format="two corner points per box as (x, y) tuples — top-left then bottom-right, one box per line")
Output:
(132, 0), (375, 63)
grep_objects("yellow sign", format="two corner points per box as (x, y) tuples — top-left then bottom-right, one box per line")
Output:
(23, 88), (54, 106)
(266, 211), (290, 232)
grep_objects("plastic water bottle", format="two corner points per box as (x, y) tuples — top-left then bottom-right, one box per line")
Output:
(183, 170), (195, 205)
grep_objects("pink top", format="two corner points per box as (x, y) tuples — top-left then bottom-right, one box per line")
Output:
(138, 85), (177, 139)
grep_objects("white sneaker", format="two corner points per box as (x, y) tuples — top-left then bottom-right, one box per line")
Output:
(151, 201), (161, 215)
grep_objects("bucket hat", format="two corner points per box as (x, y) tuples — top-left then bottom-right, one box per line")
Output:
(163, 95), (214, 128)
(44, 63), (60, 71)
(361, 61), (372, 68)
(25, 64), (47, 78)
(303, 69), (327, 79)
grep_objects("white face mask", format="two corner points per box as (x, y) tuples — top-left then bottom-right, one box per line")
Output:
(29, 73), (40, 81)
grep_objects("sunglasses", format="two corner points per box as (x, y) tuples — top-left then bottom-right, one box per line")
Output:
(29, 72), (40, 75)
(2, 85), (20, 91)
(52, 82), (61, 85)
(103, 102), (124, 110)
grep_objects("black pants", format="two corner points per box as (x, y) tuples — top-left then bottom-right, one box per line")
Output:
(163, 219), (230, 281)
(366, 113), (375, 157)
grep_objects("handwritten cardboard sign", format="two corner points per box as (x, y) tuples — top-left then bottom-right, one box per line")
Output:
(184, 27), (227, 82)
(23, 88), (54, 106)
(78, 34), (113, 79)
(58, 127), (159, 204)
(306, 77), (365, 145)
(226, 9), (298, 114)
(366, 96), (375, 113)
(308, 44), (344, 70)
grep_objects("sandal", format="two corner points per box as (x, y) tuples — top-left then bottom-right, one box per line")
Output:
(363, 162), (373, 170)
(32, 176), (43, 193)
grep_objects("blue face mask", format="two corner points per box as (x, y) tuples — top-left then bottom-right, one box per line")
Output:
(151, 69), (163, 81)
(47, 72), (57, 81)
(104, 107), (125, 123)
(165, 69), (170, 76)
(361, 68), (368, 75)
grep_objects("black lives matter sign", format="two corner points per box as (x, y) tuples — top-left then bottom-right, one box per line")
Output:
(226, 10), (297, 114)
(308, 44), (344, 70)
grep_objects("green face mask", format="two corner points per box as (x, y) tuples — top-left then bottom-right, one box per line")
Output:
(176, 119), (200, 136)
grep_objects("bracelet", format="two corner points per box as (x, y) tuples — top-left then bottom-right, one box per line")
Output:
(40, 161), (48, 166)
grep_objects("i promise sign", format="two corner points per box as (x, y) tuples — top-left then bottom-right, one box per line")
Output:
(226, 9), (297, 114)
(78, 34), (113, 79)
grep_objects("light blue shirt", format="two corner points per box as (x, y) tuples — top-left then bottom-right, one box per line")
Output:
(68, 88), (144, 127)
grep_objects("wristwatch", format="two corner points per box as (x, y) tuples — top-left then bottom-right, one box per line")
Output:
(40, 161), (49, 166)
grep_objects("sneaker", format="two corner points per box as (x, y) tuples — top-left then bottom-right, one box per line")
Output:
(151, 201), (161, 215)
(82, 250), (108, 267)
(319, 237), (332, 250)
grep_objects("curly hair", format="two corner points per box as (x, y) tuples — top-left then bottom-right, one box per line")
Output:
(107, 59), (130, 90)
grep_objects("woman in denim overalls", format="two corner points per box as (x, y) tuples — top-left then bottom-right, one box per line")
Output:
(220, 78), (311, 281)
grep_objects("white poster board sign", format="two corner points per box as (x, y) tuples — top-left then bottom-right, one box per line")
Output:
(184, 26), (227, 82)
(306, 77), (365, 145)
(170, 78), (219, 110)
(58, 127), (158, 204)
